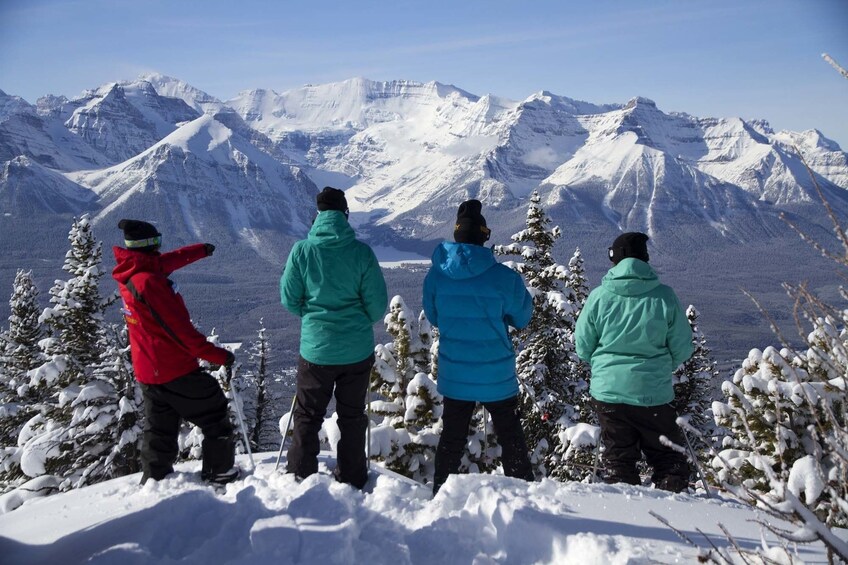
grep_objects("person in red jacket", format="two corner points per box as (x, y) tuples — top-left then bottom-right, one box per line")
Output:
(112, 219), (238, 485)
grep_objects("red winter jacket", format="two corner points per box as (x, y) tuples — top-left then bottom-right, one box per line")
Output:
(112, 244), (229, 385)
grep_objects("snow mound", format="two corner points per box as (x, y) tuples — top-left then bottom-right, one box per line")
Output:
(0, 452), (834, 564)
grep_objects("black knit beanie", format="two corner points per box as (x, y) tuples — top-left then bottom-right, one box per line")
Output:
(608, 232), (649, 264)
(316, 187), (348, 215)
(453, 199), (490, 245)
(118, 219), (161, 251)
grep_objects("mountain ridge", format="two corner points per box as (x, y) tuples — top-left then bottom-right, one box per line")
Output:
(1, 73), (846, 364)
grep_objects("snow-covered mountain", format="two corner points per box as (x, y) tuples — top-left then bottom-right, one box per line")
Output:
(1, 155), (97, 215)
(61, 80), (201, 164)
(1, 74), (847, 362)
(67, 108), (317, 262)
(228, 78), (848, 241)
(0, 90), (112, 171)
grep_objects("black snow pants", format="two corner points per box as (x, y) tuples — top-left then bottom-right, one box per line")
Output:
(433, 395), (534, 495)
(286, 354), (374, 489)
(140, 370), (234, 481)
(594, 399), (690, 490)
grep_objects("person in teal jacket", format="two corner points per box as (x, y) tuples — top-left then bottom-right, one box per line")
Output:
(280, 187), (388, 489)
(423, 199), (534, 495)
(575, 232), (694, 492)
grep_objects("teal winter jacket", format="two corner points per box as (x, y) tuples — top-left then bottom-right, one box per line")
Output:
(423, 242), (533, 402)
(574, 258), (693, 406)
(280, 210), (388, 365)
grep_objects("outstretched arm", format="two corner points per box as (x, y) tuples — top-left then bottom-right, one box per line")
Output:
(159, 243), (211, 275)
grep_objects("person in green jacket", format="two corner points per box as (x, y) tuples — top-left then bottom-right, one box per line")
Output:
(575, 232), (694, 492)
(280, 187), (388, 489)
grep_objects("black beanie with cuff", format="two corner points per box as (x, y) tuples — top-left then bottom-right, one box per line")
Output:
(608, 232), (649, 264)
(453, 199), (490, 245)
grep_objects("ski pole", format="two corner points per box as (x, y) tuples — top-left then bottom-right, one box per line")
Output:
(678, 420), (711, 498)
(589, 442), (601, 484)
(227, 364), (255, 471)
(481, 405), (488, 452)
(275, 394), (298, 472)
(366, 382), (372, 472)
(515, 373), (550, 421)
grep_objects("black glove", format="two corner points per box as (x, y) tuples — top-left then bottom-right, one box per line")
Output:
(224, 351), (235, 367)
(204, 243), (215, 256)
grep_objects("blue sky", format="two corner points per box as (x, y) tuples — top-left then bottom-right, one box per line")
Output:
(2, 0), (847, 147)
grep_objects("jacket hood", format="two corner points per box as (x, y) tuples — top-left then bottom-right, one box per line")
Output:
(307, 210), (355, 248)
(601, 257), (660, 296)
(112, 246), (162, 283)
(431, 241), (497, 280)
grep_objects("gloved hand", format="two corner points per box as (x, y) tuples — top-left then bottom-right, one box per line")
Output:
(224, 351), (235, 367)
(204, 243), (216, 256)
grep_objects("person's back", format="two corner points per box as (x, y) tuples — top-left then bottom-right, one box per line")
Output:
(424, 241), (531, 402)
(112, 219), (238, 486)
(423, 199), (534, 495)
(281, 209), (386, 365)
(280, 187), (388, 489)
(574, 232), (693, 492)
(576, 257), (692, 406)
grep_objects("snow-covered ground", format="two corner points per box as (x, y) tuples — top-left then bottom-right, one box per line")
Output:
(0, 452), (838, 564)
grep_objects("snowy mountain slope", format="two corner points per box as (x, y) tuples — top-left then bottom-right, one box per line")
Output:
(1, 156), (97, 216)
(0, 452), (836, 564)
(63, 80), (200, 164)
(68, 110), (318, 260)
(0, 90), (112, 171)
(230, 78), (522, 221)
(139, 73), (226, 116)
(228, 78), (483, 138)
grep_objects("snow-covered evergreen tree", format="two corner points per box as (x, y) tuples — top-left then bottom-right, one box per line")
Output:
(711, 172), (848, 541)
(0, 270), (45, 394)
(9, 215), (133, 491)
(494, 190), (594, 480)
(243, 318), (284, 452)
(40, 216), (113, 371)
(368, 296), (442, 482)
(671, 305), (720, 469)
(89, 324), (143, 478)
(0, 271), (48, 490)
(565, 249), (590, 309)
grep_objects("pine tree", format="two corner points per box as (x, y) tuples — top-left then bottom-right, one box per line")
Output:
(0, 271), (48, 490)
(12, 215), (128, 491)
(89, 324), (143, 478)
(368, 296), (442, 482)
(245, 319), (284, 451)
(494, 190), (594, 480)
(671, 305), (719, 470)
(40, 215), (113, 371)
(712, 342), (846, 528)
(566, 249), (590, 308)
(0, 270), (45, 394)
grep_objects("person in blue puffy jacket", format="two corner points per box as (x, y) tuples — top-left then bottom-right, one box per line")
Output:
(423, 199), (534, 495)
(575, 232), (694, 492)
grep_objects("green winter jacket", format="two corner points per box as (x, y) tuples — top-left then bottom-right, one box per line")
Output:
(280, 210), (388, 365)
(574, 258), (693, 406)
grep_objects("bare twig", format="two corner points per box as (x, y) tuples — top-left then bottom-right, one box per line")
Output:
(649, 511), (729, 563)
(740, 288), (801, 357)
